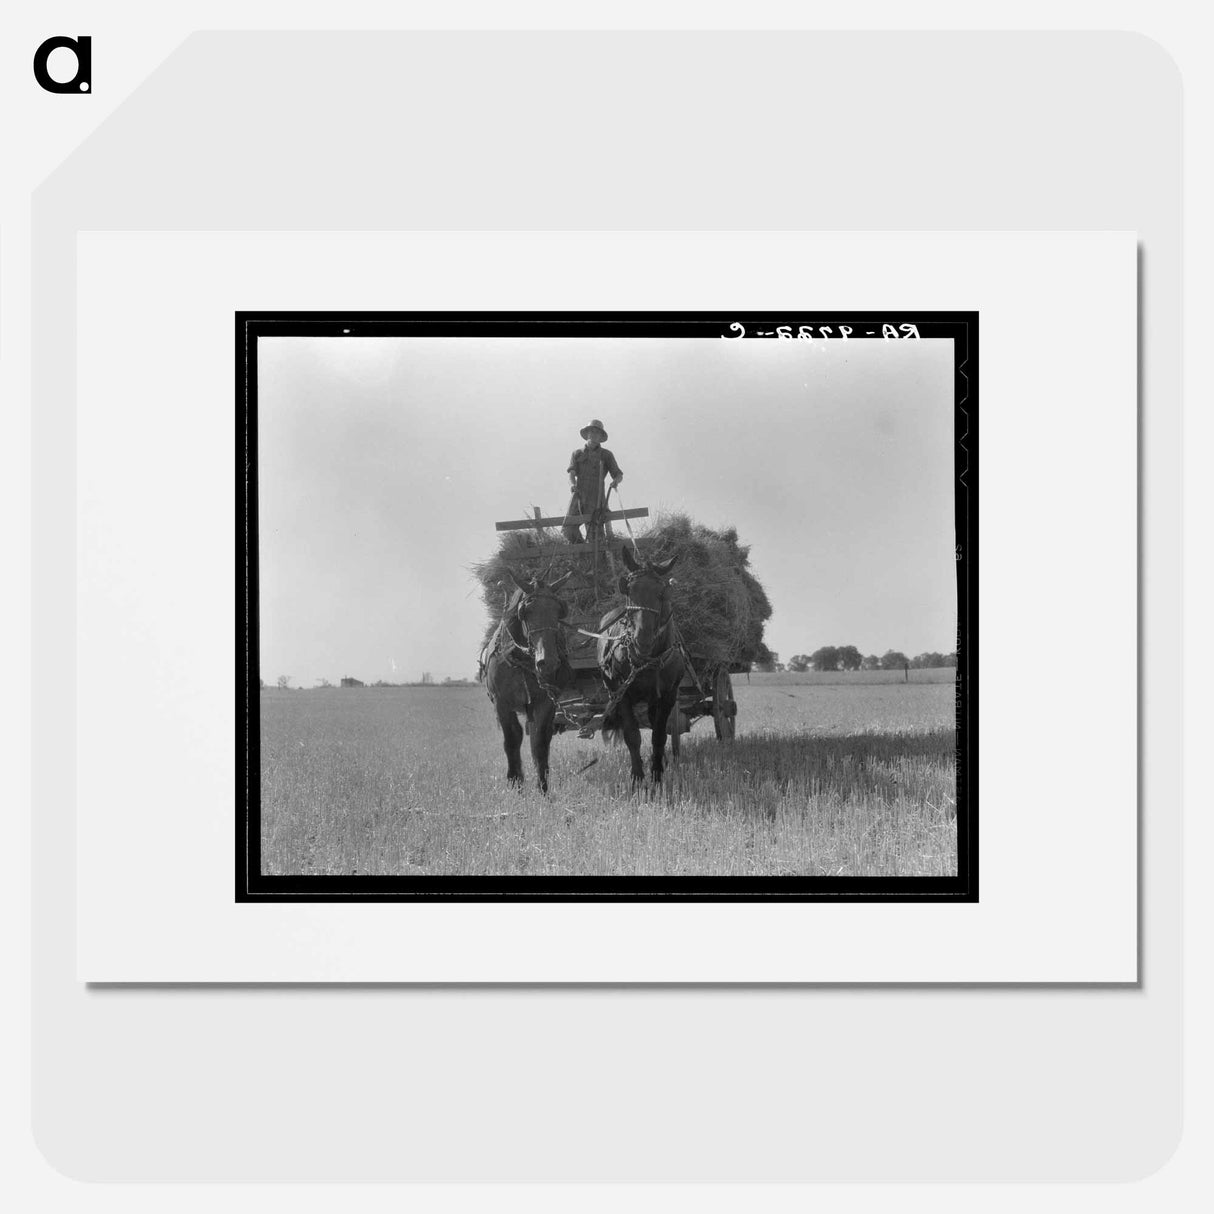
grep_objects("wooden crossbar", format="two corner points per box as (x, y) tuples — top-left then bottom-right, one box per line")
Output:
(495, 507), (649, 532)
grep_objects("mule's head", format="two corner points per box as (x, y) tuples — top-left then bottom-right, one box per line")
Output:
(619, 546), (679, 657)
(507, 568), (572, 681)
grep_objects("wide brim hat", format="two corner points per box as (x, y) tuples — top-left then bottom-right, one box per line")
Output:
(580, 419), (608, 440)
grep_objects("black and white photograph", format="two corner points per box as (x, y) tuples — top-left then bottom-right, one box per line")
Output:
(241, 312), (975, 899)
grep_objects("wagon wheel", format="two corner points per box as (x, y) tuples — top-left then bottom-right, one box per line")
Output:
(712, 669), (737, 741)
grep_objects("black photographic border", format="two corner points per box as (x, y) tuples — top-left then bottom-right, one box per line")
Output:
(238, 311), (976, 902)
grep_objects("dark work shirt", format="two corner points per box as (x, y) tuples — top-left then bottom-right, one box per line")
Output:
(567, 445), (622, 504)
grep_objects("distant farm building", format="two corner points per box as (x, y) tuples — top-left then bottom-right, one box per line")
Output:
(340, 676), (365, 688)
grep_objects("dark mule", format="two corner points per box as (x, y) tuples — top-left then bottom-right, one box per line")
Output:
(597, 546), (685, 786)
(479, 569), (573, 793)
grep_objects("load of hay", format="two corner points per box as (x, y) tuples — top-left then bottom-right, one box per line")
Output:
(472, 511), (773, 674)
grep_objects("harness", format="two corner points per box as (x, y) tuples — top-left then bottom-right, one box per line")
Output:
(480, 592), (568, 706)
(600, 598), (684, 722)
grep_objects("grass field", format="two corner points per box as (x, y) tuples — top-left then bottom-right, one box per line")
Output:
(260, 669), (958, 878)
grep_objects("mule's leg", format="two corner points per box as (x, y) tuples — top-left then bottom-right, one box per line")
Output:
(617, 699), (645, 786)
(500, 706), (525, 787)
(531, 698), (557, 794)
(649, 690), (672, 784)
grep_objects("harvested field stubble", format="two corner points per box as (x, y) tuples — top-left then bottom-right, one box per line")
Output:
(260, 675), (958, 878)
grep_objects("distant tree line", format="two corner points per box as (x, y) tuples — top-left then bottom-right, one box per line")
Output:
(752, 648), (957, 673)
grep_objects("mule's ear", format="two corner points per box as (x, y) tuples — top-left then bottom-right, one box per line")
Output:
(653, 554), (679, 576)
(618, 574), (630, 597)
(621, 544), (641, 572)
(506, 567), (530, 593)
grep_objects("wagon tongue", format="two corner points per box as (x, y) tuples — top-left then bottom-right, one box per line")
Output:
(553, 691), (591, 732)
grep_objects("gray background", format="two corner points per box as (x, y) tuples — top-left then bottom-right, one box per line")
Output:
(257, 334), (957, 684)
(32, 31), (1179, 1180)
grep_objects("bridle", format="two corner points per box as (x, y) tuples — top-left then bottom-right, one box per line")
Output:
(597, 573), (684, 720)
(498, 589), (567, 698)
(621, 576), (674, 657)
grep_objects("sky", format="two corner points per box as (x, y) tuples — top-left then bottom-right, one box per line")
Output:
(256, 335), (958, 684)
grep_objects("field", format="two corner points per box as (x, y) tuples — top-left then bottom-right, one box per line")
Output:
(260, 669), (958, 878)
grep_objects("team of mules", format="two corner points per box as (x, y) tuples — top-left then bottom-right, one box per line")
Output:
(479, 548), (685, 792)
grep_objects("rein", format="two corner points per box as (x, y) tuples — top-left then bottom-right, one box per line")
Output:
(609, 484), (642, 558)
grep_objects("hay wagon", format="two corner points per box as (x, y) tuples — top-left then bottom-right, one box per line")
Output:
(493, 505), (741, 752)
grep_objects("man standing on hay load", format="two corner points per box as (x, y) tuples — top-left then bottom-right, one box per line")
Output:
(563, 419), (623, 545)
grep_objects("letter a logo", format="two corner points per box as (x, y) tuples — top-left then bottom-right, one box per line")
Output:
(33, 35), (92, 93)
